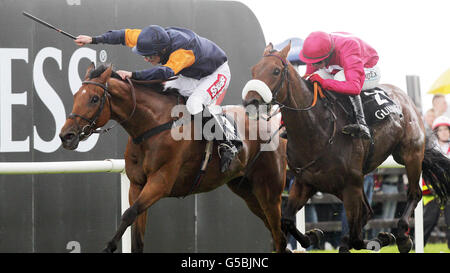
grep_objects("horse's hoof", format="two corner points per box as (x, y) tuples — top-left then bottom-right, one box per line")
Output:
(396, 236), (413, 253)
(377, 232), (396, 247)
(306, 228), (324, 248)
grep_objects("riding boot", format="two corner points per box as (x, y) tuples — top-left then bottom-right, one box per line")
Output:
(198, 107), (240, 173)
(342, 95), (372, 139)
(210, 112), (240, 173)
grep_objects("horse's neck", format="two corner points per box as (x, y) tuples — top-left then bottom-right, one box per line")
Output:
(282, 69), (330, 148)
(108, 79), (177, 139)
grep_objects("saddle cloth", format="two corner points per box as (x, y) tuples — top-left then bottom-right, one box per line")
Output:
(360, 87), (402, 125)
(327, 86), (402, 126)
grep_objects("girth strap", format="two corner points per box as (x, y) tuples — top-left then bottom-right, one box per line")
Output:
(132, 119), (182, 144)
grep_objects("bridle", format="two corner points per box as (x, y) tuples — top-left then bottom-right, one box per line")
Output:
(68, 78), (137, 139)
(263, 53), (324, 113)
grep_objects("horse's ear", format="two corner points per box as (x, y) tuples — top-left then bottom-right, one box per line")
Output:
(279, 41), (291, 60)
(84, 62), (95, 80)
(99, 64), (113, 83)
(263, 43), (274, 56)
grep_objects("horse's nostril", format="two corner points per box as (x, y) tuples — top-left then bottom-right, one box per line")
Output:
(60, 132), (75, 142)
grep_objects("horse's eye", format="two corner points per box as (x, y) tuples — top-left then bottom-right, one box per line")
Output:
(91, 95), (100, 104)
(273, 68), (281, 76)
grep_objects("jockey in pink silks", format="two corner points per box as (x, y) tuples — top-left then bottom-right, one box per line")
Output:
(299, 31), (380, 140)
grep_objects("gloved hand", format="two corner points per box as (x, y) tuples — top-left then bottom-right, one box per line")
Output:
(309, 74), (325, 86)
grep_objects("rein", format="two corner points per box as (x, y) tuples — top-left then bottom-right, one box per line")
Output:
(69, 75), (184, 144)
(263, 54), (325, 113)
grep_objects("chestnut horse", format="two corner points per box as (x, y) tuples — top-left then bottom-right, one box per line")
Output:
(242, 43), (450, 253)
(59, 63), (288, 253)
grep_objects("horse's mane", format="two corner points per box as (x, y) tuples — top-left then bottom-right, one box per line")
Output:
(89, 64), (180, 95)
(89, 64), (123, 81)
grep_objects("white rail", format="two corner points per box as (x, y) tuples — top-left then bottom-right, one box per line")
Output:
(0, 159), (125, 174)
(0, 159), (131, 253)
(0, 156), (423, 253)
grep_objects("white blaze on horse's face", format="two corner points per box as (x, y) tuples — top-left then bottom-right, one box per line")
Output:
(241, 79), (273, 103)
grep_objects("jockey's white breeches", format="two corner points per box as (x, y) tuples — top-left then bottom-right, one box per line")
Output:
(314, 65), (381, 91)
(164, 61), (231, 115)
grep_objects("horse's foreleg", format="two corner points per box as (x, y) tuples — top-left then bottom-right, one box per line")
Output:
(128, 182), (148, 253)
(339, 185), (370, 252)
(282, 180), (320, 249)
(131, 211), (148, 253)
(227, 178), (287, 252)
(103, 171), (173, 253)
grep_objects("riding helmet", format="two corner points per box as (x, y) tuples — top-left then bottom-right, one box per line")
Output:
(299, 31), (335, 64)
(132, 25), (170, 56)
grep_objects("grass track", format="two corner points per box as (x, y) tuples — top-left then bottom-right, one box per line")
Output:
(305, 243), (449, 253)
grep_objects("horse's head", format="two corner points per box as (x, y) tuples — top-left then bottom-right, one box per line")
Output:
(242, 42), (291, 119)
(59, 63), (113, 150)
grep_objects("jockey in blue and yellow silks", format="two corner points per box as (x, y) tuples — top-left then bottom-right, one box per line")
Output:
(75, 25), (238, 173)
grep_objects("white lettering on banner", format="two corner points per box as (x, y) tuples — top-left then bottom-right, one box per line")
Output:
(0, 48), (30, 152)
(68, 47), (99, 152)
(33, 47), (66, 153)
(364, 89), (389, 106)
(0, 47), (99, 153)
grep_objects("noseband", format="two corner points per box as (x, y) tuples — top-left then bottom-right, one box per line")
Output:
(68, 80), (111, 139)
(263, 53), (323, 112)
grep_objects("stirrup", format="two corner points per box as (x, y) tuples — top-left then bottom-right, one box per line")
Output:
(218, 142), (238, 173)
(217, 142), (238, 158)
(342, 124), (371, 139)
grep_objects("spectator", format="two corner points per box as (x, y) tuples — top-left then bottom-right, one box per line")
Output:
(424, 108), (436, 135)
(423, 115), (450, 248)
(432, 94), (450, 118)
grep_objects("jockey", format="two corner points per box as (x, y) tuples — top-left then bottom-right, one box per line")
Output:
(74, 25), (238, 172)
(299, 31), (381, 140)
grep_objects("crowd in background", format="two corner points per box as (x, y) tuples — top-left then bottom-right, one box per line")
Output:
(421, 94), (450, 249)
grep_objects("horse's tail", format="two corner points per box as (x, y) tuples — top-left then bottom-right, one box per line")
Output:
(422, 135), (450, 204)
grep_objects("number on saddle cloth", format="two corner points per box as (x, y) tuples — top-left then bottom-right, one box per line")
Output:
(360, 87), (402, 125)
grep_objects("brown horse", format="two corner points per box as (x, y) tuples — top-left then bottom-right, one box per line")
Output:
(242, 42), (450, 252)
(59, 63), (289, 253)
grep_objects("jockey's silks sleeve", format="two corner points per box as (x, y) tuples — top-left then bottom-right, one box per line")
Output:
(132, 66), (175, 81)
(132, 49), (196, 81)
(92, 29), (141, 47)
(163, 49), (196, 74)
(124, 29), (141, 47)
